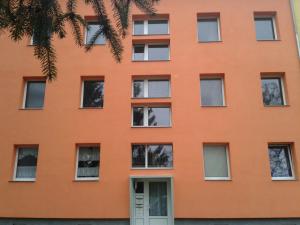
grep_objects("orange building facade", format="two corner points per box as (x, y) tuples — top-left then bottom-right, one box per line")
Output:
(0, 0), (300, 225)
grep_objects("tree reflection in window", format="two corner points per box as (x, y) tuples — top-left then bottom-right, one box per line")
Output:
(268, 145), (293, 178)
(133, 107), (144, 126)
(132, 145), (146, 167)
(83, 80), (104, 107)
(148, 107), (170, 126)
(261, 78), (284, 106)
(133, 80), (144, 98)
(148, 145), (173, 167)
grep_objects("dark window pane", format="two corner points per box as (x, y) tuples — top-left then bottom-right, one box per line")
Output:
(132, 145), (146, 167)
(25, 81), (46, 108)
(255, 18), (275, 40)
(148, 145), (173, 167)
(148, 20), (168, 35)
(148, 80), (170, 98)
(148, 45), (169, 60)
(135, 182), (144, 193)
(200, 79), (224, 106)
(134, 21), (144, 35)
(77, 146), (100, 178)
(16, 148), (38, 179)
(198, 18), (219, 42)
(86, 23), (106, 44)
(149, 182), (167, 216)
(133, 107), (144, 126)
(148, 107), (170, 126)
(133, 45), (145, 60)
(268, 145), (293, 178)
(133, 80), (144, 98)
(261, 78), (284, 106)
(83, 80), (104, 108)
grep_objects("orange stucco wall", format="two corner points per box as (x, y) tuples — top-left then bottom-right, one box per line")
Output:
(0, 0), (300, 220)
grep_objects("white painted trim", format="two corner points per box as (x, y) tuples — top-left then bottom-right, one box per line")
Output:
(80, 80), (84, 108)
(133, 19), (169, 35)
(132, 44), (170, 61)
(255, 15), (278, 40)
(22, 81), (28, 109)
(132, 79), (171, 98)
(144, 20), (148, 35)
(144, 79), (149, 98)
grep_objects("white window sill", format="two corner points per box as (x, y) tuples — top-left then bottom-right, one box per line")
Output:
(11, 179), (36, 182)
(201, 105), (227, 107)
(79, 107), (103, 109)
(131, 126), (172, 128)
(198, 40), (222, 43)
(131, 167), (173, 170)
(271, 177), (296, 181)
(19, 107), (44, 110)
(132, 59), (170, 62)
(204, 177), (231, 181)
(132, 97), (171, 99)
(133, 33), (170, 36)
(74, 177), (99, 182)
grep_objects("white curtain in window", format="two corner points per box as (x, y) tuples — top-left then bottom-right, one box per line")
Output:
(204, 145), (228, 178)
(149, 182), (167, 216)
(16, 148), (38, 179)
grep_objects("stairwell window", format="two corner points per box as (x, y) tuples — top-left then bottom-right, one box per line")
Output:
(132, 106), (171, 127)
(255, 14), (277, 40)
(81, 79), (104, 108)
(268, 144), (295, 180)
(133, 19), (169, 35)
(133, 44), (170, 61)
(200, 77), (225, 106)
(132, 144), (173, 168)
(85, 22), (106, 45)
(198, 15), (221, 42)
(23, 80), (46, 109)
(261, 76), (286, 106)
(14, 147), (38, 181)
(76, 146), (100, 180)
(133, 79), (170, 98)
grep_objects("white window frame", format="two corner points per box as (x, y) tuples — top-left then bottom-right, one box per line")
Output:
(131, 106), (172, 127)
(269, 144), (295, 181)
(84, 21), (106, 45)
(132, 79), (171, 98)
(203, 144), (231, 181)
(261, 76), (287, 106)
(75, 146), (100, 181)
(197, 16), (221, 42)
(254, 15), (278, 40)
(22, 80), (45, 109)
(131, 144), (173, 169)
(13, 147), (37, 182)
(132, 43), (170, 61)
(80, 79), (104, 108)
(133, 19), (169, 35)
(200, 77), (226, 107)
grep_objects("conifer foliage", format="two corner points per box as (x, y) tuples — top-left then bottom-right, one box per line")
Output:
(0, 0), (158, 80)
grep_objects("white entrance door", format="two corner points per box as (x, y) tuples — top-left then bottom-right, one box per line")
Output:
(133, 180), (171, 225)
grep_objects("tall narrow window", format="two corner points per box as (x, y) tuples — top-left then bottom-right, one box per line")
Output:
(82, 80), (104, 108)
(133, 19), (169, 35)
(76, 146), (100, 180)
(200, 78), (224, 106)
(133, 79), (170, 98)
(203, 144), (230, 180)
(268, 145), (294, 180)
(133, 44), (170, 61)
(85, 22), (106, 45)
(198, 17), (220, 42)
(14, 147), (38, 181)
(132, 106), (171, 127)
(255, 16), (277, 40)
(24, 80), (46, 109)
(261, 77), (285, 106)
(132, 144), (173, 168)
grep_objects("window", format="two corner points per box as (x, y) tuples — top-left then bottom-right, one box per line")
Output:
(261, 77), (285, 106)
(132, 144), (173, 168)
(133, 44), (170, 61)
(31, 30), (51, 45)
(133, 79), (170, 98)
(255, 16), (277, 40)
(133, 19), (169, 35)
(23, 80), (46, 109)
(203, 144), (230, 180)
(132, 106), (171, 127)
(76, 146), (100, 180)
(81, 80), (104, 108)
(85, 22), (106, 45)
(200, 78), (225, 106)
(14, 147), (38, 181)
(198, 17), (220, 42)
(268, 145), (294, 180)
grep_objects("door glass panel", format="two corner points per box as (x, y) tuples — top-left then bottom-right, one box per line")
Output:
(149, 182), (167, 216)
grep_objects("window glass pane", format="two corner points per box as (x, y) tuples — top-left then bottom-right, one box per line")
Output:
(268, 145), (293, 178)
(204, 145), (229, 178)
(25, 81), (46, 108)
(77, 146), (100, 178)
(148, 145), (173, 167)
(149, 182), (167, 216)
(86, 23), (106, 44)
(148, 80), (170, 98)
(132, 145), (146, 167)
(133, 80), (144, 98)
(133, 45), (145, 60)
(198, 18), (219, 42)
(134, 20), (144, 35)
(16, 147), (38, 179)
(135, 182), (144, 193)
(255, 18), (275, 40)
(261, 78), (284, 106)
(148, 20), (168, 35)
(133, 107), (144, 126)
(148, 107), (170, 126)
(83, 80), (104, 108)
(148, 45), (169, 60)
(200, 79), (224, 106)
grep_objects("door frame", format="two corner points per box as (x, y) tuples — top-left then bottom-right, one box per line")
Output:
(129, 175), (174, 225)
